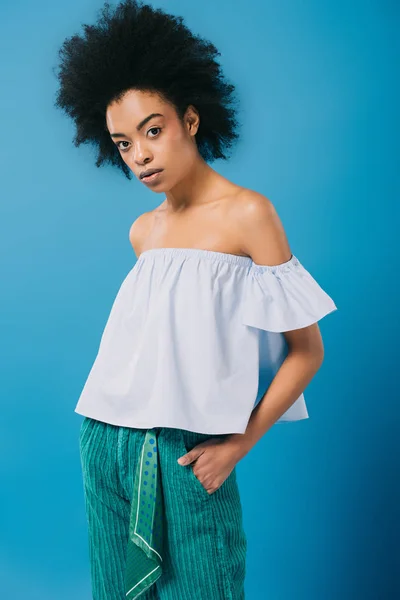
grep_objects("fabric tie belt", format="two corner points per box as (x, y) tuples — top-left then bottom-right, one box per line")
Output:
(124, 428), (165, 599)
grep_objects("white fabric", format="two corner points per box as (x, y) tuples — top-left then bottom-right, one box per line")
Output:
(74, 247), (338, 434)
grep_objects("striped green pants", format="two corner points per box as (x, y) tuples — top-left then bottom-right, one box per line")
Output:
(79, 417), (247, 599)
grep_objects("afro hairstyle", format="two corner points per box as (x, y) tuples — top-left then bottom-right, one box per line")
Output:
(53, 0), (241, 180)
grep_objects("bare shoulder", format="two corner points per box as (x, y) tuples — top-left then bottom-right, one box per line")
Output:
(232, 188), (279, 221)
(128, 211), (154, 258)
(232, 188), (292, 265)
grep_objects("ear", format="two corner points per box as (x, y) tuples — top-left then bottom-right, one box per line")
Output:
(185, 104), (200, 135)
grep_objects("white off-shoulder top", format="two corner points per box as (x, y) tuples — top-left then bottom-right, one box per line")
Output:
(74, 247), (338, 434)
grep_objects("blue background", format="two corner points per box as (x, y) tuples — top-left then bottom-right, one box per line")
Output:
(0, 1), (398, 598)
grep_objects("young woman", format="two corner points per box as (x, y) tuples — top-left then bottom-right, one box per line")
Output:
(54, 1), (338, 598)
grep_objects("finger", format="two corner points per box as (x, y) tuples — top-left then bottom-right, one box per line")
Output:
(177, 453), (190, 465)
(177, 446), (206, 465)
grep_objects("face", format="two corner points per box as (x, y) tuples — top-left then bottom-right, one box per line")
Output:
(106, 89), (200, 191)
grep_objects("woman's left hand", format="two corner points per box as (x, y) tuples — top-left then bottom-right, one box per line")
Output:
(177, 437), (243, 495)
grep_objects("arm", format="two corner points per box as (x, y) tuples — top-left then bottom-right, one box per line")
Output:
(227, 191), (325, 460)
(128, 211), (153, 258)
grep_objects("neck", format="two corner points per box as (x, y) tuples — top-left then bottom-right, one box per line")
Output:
(164, 159), (222, 212)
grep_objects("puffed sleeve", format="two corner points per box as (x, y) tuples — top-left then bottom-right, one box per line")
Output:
(242, 254), (338, 332)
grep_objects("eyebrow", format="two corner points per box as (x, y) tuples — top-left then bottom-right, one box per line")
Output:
(110, 113), (164, 138)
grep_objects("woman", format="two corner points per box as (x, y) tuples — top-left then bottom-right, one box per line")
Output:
(54, 1), (338, 598)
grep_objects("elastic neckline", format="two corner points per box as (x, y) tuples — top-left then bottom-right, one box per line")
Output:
(138, 246), (253, 267)
(137, 246), (298, 271)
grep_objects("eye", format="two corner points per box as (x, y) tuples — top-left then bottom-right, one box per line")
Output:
(147, 126), (161, 138)
(116, 141), (130, 153)
(115, 127), (161, 153)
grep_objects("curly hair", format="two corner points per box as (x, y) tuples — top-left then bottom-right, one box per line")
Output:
(52, 0), (241, 180)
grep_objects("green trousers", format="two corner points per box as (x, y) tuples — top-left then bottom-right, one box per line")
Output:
(79, 417), (247, 599)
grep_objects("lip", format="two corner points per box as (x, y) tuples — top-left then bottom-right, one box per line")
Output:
(140, 169), (164, 184)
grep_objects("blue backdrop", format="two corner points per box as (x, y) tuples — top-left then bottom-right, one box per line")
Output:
(0, 1), (397, 598)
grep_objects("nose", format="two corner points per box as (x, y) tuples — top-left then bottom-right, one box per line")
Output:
(132, 140), (152, 166)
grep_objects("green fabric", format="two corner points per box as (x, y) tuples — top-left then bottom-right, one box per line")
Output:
(79, 417), (247, 599)
(125, 429), (164, 598)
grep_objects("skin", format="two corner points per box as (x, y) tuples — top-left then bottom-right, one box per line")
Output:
(106, 89), (325, 495)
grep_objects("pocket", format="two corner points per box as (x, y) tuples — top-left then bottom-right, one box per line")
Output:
(180, 430), (212, 500)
